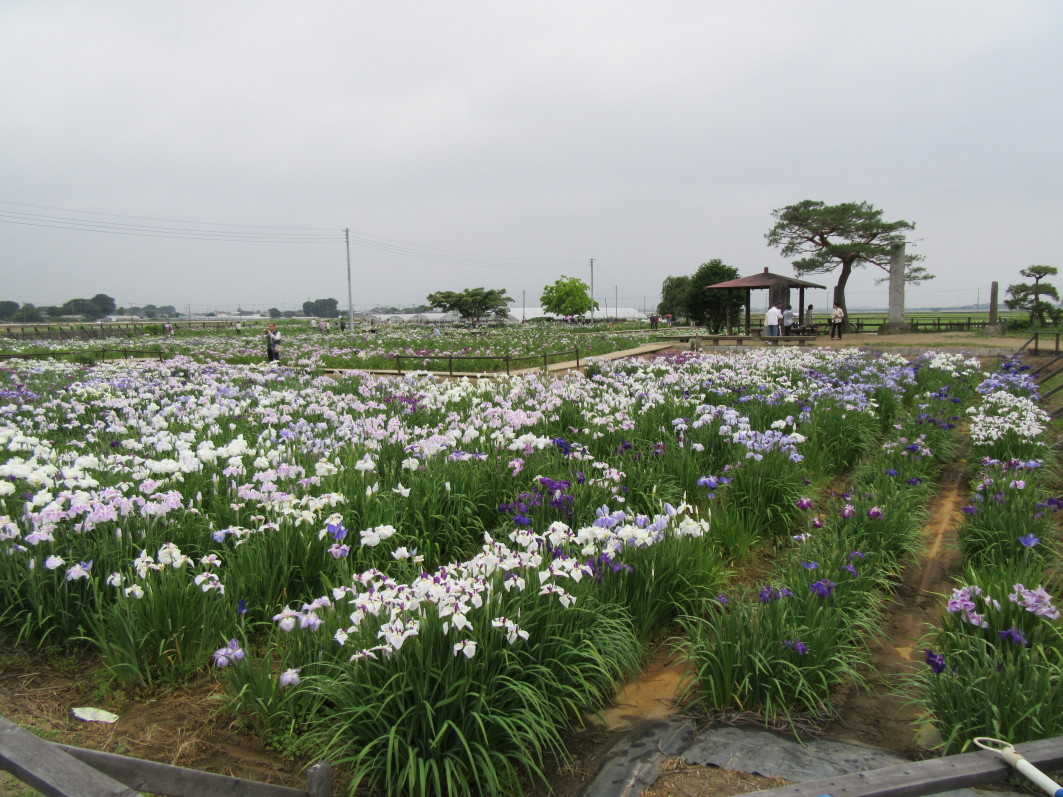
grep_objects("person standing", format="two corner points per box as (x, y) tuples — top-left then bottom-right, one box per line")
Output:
(782, 305), (794, 335)
(264, 322), (281, 362)
(830, 303), (846, 340)
(764, 303), (782, 337)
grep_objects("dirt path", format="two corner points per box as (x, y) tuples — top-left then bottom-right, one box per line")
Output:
(632, 451), (972, 797)
(822, 452), (968, 753)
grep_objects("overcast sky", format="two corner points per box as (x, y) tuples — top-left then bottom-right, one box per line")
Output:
(2, 1), (1060, 314)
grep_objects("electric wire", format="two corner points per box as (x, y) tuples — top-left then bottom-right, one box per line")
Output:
(0, 201), (586, 271)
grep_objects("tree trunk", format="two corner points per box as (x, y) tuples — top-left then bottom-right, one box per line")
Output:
(834, 261), (854, 332)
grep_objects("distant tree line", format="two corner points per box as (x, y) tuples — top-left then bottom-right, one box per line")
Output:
(0, 294), (120, 323)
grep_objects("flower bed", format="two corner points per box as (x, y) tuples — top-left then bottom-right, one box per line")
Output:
(0, 345), (1044, 794)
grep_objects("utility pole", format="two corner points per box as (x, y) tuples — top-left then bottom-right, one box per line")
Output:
(589, 258), (595, 322)
(522, 290), (526, 321)
(345, 228), (354, 333)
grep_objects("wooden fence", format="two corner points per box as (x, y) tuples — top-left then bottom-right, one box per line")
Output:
(1015, 332), (1063, 357)
(0, 349), (166, 362)
(391, 347), (580, 375)
(842, 316), (1006, 334)
(1, 322), (236, 341)
(0, 716), (330, 797)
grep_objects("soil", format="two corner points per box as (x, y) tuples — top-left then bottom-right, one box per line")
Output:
(0, 334), (1047, 797)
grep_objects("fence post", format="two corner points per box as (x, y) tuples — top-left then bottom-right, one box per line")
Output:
(505, 356), (510, 376)
(307, 761), (331, 797)
(395, 355), (402, 375)
(543, 353), (548, 372)
(449, 356), (453, 376)
(576, 347), (580, 368)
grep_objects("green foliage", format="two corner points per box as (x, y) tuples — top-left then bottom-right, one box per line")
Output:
(684, 260), (743, 332)
(302, 297), (340, 318)
(1005, 265), (1059, 327)
(248, 599), (642, 797)
(426, 287), (512, 321)
(657, 275), (691, 321)
(765, 200), (930, 310)
(87, 566), (234, 687)
(0, 300), (20, 321)
(539, 275), (597, 317)
(11, 303), (43, 322)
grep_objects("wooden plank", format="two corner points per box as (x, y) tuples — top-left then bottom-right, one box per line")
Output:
(57, 743), (317, 797)
(741, 736), (1063, 797)
(0, 717), (139, 797)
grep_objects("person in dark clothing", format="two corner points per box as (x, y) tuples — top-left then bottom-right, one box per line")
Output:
(264, 323), (281, 362)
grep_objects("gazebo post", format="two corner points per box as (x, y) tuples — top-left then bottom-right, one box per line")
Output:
(799, 287), (806, 325)
(701, 270), (825, 338)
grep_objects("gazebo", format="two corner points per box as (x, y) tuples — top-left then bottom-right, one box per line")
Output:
(705, 268), (827, 334)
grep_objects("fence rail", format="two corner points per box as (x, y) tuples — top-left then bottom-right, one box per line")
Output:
(0, 349), (166, 362)
(842, 316), (1006, 334)
(0, 715), (329, 797)
(1, 321), (236, 341)
(743, 734), (1063, 797)
(391, 347), (580, 375)
(1016, 332), (1063, 357)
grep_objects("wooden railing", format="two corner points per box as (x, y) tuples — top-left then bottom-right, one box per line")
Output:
(743, 735), (1063, 797)
(0, 321), (236, 341)
(0, 349), (166, 362)
(391, 347), (580, 375)
(0, 715), (330, 797)
(1015, 332), (1063, 357)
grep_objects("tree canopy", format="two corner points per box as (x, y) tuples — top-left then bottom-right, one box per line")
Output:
(426, 287), (512, 321)
(303, 298), (340, 318)
(539, 276), (597, 318)
(685, 260), (742, 332)
(1006, 265), (1059, 327)
(657, 276), (690, 321)
(765, 200), (931, 310)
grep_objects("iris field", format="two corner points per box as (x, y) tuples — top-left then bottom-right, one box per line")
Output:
(1, 332), (1060, 796)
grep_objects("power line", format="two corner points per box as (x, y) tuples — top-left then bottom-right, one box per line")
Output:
(0, 200), (338, 231)
(0, 200), (585, 270)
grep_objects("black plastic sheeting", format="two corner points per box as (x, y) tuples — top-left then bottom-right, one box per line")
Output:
(580, 721), (1026, 797)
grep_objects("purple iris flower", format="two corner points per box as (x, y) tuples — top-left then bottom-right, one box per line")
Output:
(782, 639), (809, 655)
(924, 649), (946, 674)
(997, 627), (1028, 645)
(1018, 534), (1040, 548)
(809, 579), (836, 598)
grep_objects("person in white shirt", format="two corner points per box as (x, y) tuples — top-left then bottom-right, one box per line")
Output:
(764, 304), (782, 337)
